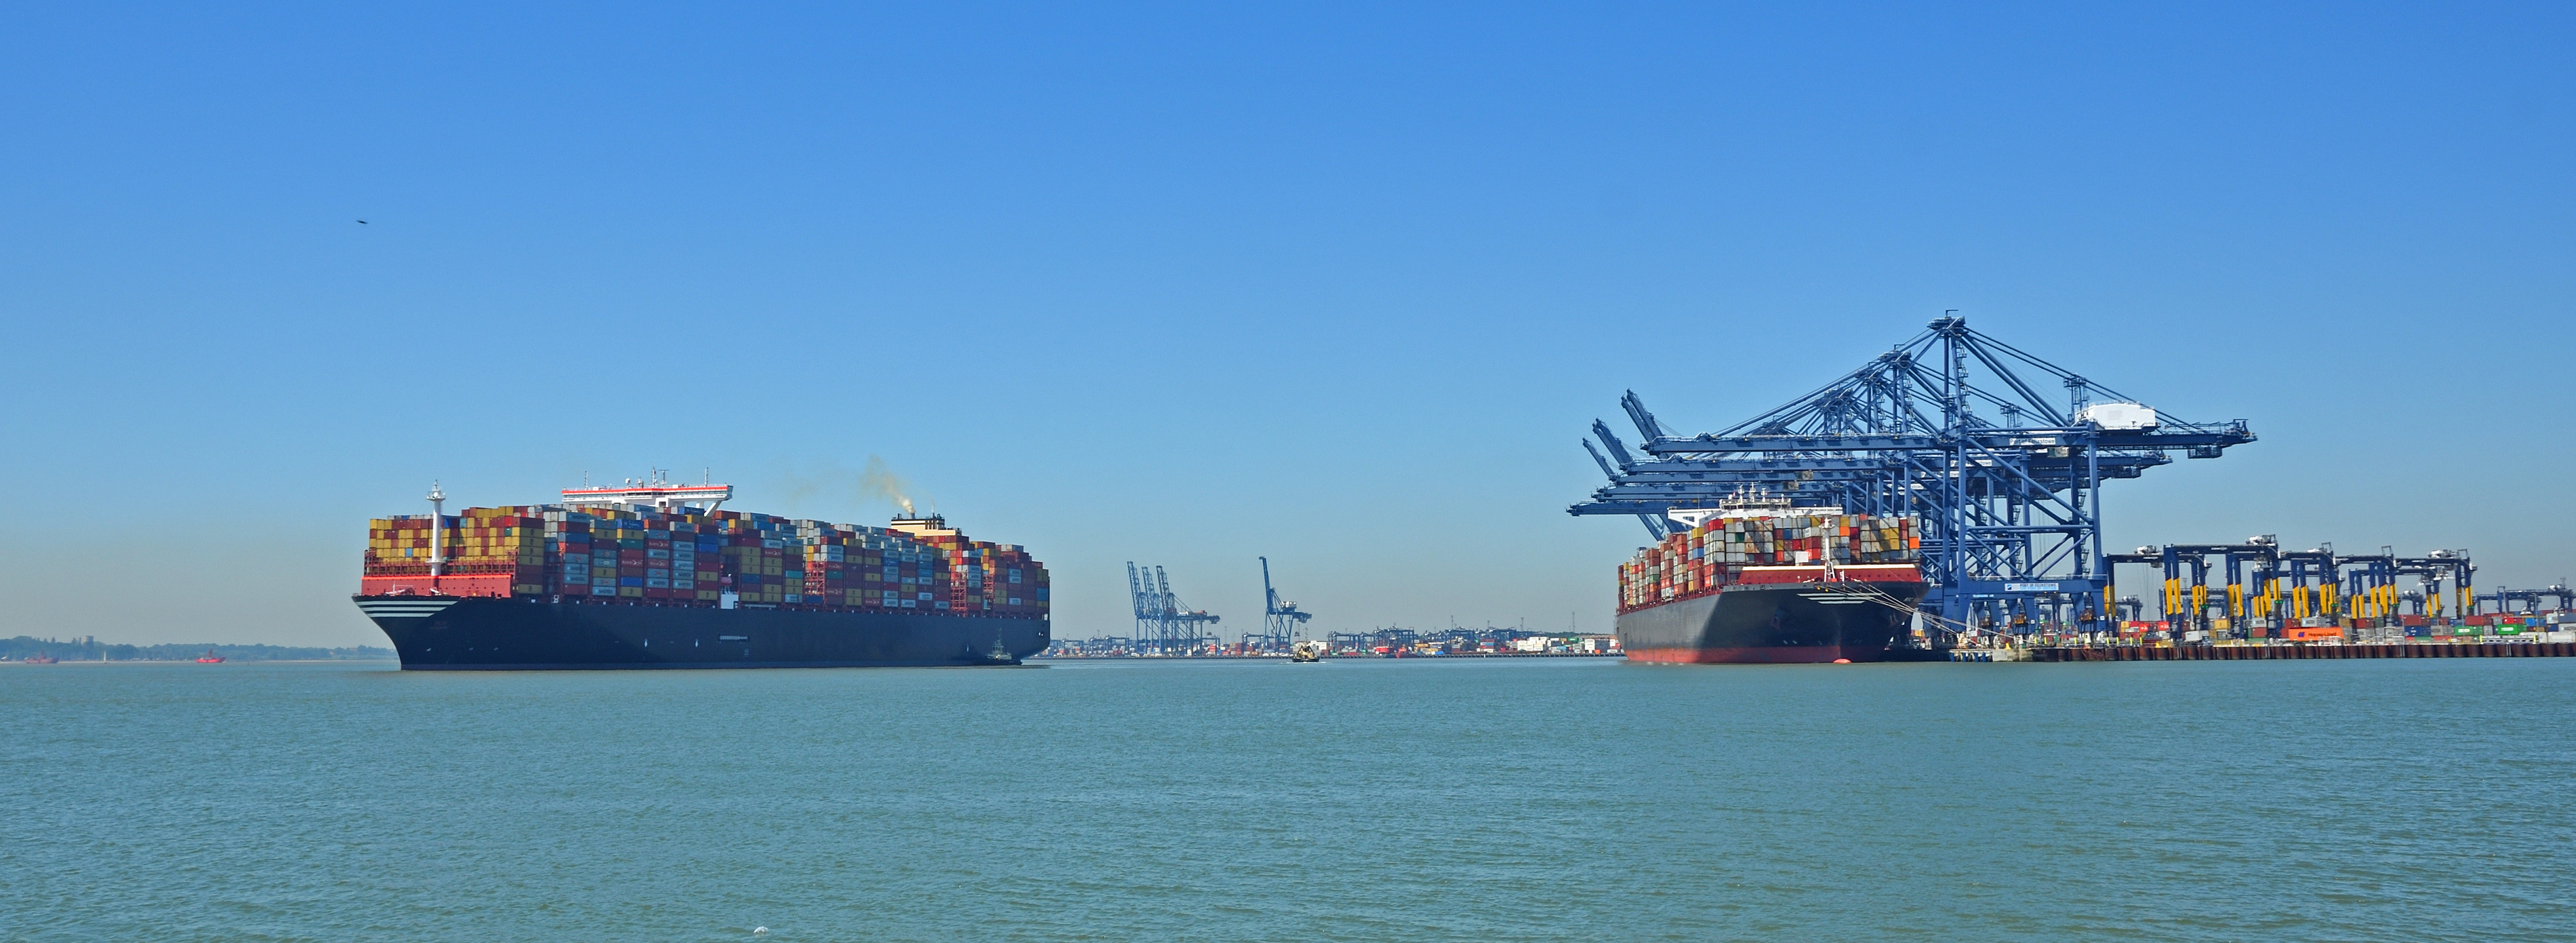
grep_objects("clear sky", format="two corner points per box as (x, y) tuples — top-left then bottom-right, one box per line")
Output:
(4, 3), (2571, 645)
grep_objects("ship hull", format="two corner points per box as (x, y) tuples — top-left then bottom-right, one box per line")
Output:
(1617, 582), (1927, 664)
(356, 596), (1049, 670)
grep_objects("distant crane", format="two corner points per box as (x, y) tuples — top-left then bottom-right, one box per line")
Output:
(1257, 557), (1312, 652)
(1127, 562), (1221, 655)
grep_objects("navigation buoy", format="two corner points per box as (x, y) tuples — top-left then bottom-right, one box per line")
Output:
(1832, 658), (1851, 664)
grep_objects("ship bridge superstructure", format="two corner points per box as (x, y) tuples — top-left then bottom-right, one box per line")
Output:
(561, 468), (732, 514)
(1573, 316), (2256, 628)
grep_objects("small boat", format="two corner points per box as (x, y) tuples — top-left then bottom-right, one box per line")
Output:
(195, 649), (225, 664)
(1287, 640), (1326, 663)
(24, 654), (58, 664)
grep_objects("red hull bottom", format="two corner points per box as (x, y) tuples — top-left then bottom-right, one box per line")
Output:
(1625, 645), (1889, 664)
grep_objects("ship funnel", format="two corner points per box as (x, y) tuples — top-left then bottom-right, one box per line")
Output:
(888, 513), (957, 538)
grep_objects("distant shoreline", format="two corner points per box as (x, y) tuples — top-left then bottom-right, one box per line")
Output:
(5, 658), (399, 664)
(2, 635), (397, 663)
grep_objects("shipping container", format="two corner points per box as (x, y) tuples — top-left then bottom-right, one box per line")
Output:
(361, 506), (1046, 618)
(1617, 508), (1919, 613)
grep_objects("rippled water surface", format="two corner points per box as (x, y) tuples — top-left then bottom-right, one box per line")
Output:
(5, 656), (2573, 942)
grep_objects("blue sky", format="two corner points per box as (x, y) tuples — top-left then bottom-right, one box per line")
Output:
(3, 3), (2571, 645)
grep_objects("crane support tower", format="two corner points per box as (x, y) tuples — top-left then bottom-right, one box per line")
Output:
(1571, 317), (2257, 636)
(1127, 561), (1221, 655)
(1257, 557), (1313, 652)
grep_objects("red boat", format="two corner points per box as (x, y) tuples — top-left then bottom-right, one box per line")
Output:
(24, 654), (58, 664)
(195, 649), (224, 664)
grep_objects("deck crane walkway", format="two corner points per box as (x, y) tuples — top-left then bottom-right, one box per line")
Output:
(1255, 557), (1312, 653)
(1571, 317), (2257, 634)
(1127, 562), (1221, 655)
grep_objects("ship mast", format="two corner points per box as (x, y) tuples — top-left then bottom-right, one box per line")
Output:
(426, 481), (447, 577)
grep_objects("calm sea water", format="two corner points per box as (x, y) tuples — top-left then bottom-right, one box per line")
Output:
(4, 656), (2571, 942)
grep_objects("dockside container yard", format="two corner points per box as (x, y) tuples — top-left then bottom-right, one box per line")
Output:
(1566, 317), (2576, 664)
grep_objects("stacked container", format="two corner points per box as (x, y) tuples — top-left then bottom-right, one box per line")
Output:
(1617, 511), (1919, 613)
(795, 520), (950, 610)
(361, 504), (1047, 617)
(361, 508), (548, 597)
(937, 542), (1047, 615)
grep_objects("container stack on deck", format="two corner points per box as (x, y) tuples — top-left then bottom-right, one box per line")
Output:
(360, 506), (1048, 618)
(363, 511), (548, 598)
(1619, 513), (1918, 612)
(871, 519), (1047, 616)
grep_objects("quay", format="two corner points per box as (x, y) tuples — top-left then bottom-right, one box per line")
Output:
(2009, 642), (2576, 662)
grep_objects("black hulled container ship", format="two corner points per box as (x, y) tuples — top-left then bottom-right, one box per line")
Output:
(1616, 491), (1931, 664)
(354, 477), (1049, 670)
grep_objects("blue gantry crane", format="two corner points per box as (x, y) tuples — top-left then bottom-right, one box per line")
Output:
(2097, 542), (2486, 643)
(2485, 582), (2573, 616)
(1127, 561), (1221, 655)
(1571, 316), (2257, 634)
(1256, 557), (1313, 651)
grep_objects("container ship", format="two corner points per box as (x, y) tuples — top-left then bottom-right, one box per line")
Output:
(353, 477), (1049, 670)
(1616, 491), (1930, 664)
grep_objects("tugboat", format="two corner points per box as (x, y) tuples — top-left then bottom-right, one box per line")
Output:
(195, 649), (225, 664)
(1287, 640), (1326, 663)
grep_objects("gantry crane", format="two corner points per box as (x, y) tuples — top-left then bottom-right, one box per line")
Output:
(2106, 540), (2487, 643)
(2485, 583), (2572, 616)
(2111, 540), (2285, 642)
(1573, 317), (2256, 635)
(1255, 557), (1312, 652)
(2391, 550), (2472, 620)
(1127, 562), (1220, 655)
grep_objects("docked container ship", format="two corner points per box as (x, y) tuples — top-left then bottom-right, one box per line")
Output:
(1616, 491), (1929, 664)
(353, 477), (1049, 670)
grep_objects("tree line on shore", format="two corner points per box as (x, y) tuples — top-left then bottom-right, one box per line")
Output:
(1, 636), (395, 661)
